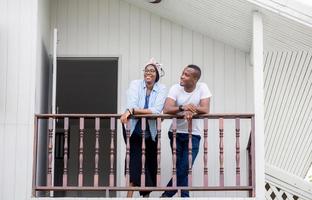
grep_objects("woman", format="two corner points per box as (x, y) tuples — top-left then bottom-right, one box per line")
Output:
(120, 58), (166, 197)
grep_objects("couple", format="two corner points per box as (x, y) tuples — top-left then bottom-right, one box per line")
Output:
(120, 58), (212, 198)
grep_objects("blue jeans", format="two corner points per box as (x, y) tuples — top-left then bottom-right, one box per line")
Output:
(163, 132), (201, 197)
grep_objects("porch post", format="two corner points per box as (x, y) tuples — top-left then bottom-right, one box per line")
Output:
(252, 11), (265, 199)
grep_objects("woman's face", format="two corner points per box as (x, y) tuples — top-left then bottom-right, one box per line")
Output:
(144, 65), (157, 84)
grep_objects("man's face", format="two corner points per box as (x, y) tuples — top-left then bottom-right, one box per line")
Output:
(180, 67), (197, 87)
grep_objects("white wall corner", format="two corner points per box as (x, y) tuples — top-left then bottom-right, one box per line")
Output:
(252, 11), (265, 199)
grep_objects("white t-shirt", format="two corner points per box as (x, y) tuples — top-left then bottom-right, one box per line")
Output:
(168, 82), (212, 135)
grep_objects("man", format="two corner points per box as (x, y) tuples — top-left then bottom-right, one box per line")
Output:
(161, 64), (212, 197)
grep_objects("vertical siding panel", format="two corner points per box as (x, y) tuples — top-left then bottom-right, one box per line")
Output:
(245, 54), (254, 112)
(3, 125), (17, 200)
(203, 37), (216, 196)
(56, 0), (68, 55)
(0, 0), (8, 124)
(160, 19), (171, 87)
(264, 52), (277, 101)
(265, 52), (298, 163)
(235, 50), (247, 112)
(25, 0), (38, 198)
(129, 5), (140, 80)
(119, 0), (130, 108)
(0, 125), (4, 200)
(98, 0), (109, 54)
(264, 53), (288, 157)
(159, 20), (172, 196)
(270, 51), (306, 166)
(171, 24), (182, 85)
(244, 54), (253, 194)
(192, 32), (203, 67)
(150, 15), (161, 62)
(235, 50), (248, 197)
(224, 46), (236, 113)
(26, 124), (34, 198)
(202, 37), (214, 108)
(182, 28), (193, 66)
(88, 0), (99, 55)
(264, 52), (283, 120)
(50, 0), (57, 49)
(108, 0), (119, 54)
(14, 125), (28, 199)
(17, 0), (32, 125)
(67, 0), (78, 54)
(5, 0), (20, 125)
(139, 9), (151, 67)
(280, 52), (312, 171)
(290, 54), (312, 174)
(214, 41), (225, 113)
(213, 41), (225, 197)
(77, 0), (88, 55)
(192, 32), (204, 193)
(224, 45), (236, 197)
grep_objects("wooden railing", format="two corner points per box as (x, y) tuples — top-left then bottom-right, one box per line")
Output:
(32, 113), (255, 197)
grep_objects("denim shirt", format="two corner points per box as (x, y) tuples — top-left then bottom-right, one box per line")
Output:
(126, 80), (167, 141)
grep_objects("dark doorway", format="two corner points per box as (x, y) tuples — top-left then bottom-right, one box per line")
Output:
(53, 57), (118, 197)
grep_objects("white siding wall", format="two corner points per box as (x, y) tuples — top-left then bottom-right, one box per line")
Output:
(264, 51), (312, 178)
(0, 0), (45, 199)
(50, 0), (253, 197)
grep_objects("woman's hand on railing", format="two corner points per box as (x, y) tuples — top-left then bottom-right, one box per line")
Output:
(120, 110), (131, 124)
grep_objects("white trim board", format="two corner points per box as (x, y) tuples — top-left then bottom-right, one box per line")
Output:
(265, 164), (312, 200)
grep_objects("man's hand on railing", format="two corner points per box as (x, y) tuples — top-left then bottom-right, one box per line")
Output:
(183, 103), (197, 113)
(183, 110), (195, 120)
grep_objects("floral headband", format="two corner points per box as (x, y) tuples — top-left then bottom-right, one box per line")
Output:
(145, 57), (165, 77)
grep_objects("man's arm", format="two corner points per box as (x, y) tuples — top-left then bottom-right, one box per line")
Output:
(195, 98), (210, 114)
(163, 97), (180, 114)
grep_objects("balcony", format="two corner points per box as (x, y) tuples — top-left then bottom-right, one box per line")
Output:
(32, 113), (255, 198)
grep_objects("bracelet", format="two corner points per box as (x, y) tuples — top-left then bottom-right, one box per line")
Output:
(127, 108), (133, 115)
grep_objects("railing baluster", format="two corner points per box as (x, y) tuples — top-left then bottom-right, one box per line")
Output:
(109, 117), (115, 187)
(203, 118), (208, 187)
(235, 118), (241, 186)
(141, 118), (146, 187)
(156, 117), (161, 187)
(47, 118), (54, 187)
(94, 118), (100, 187)
(33, 113), (256, 196)
(172, 118), (177, 187)
(63, 117), (69, 186)
(125, 121), (131, 187)
(78, 118), (84, 187)
(188, 120), (193, 187)
(219, 118), (224, 187)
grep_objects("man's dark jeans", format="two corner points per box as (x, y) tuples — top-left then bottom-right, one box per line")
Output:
(163, 131), (201, 197)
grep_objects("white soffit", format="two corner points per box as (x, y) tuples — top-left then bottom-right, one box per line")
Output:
(125, 0), (312, 52)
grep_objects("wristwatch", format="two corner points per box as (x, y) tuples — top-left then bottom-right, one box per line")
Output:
(178, 105), (184, 112)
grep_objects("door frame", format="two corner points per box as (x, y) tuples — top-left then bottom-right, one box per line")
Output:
(55, 54), (123, 193)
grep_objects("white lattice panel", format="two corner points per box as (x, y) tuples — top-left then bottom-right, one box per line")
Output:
(265, 182), (300, 200)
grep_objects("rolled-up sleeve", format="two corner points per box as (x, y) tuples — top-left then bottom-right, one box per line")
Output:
(126, 80), (140, 109)
(149, 84), (167, 114)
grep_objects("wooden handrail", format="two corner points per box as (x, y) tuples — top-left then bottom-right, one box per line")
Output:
(32, 113), (255, 198)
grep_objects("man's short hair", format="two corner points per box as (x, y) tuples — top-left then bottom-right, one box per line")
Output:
(187, 64), (201, 80)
